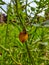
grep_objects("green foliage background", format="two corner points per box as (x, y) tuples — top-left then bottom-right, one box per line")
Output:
(0, 0), (49, 65)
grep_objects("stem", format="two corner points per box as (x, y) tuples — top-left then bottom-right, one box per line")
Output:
(4, 7), (9, 47)
(25, 42), (35, 65)
(15, 0), (26, 30)
(25, 0), (27, 16)
(25, 1), (35, 64)
(0, 6), (7, 14)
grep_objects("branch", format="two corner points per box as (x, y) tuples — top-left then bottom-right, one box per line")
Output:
(0, 6), (7, 14)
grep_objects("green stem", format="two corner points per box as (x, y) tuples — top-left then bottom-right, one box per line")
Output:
(4, 7), (9, 47)
(25, 1), (35, 64)
(25, 42), (35, 65)
(15, 0), (26, 30)
(0, 6), (7, 14)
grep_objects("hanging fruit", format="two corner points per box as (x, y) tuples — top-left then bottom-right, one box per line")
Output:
(19, 30), (28, 43)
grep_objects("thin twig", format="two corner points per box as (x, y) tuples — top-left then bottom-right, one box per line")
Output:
(0, 6), (7, 14)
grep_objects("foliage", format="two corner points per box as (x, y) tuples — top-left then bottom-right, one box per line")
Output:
(0, 0), (49, 65)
